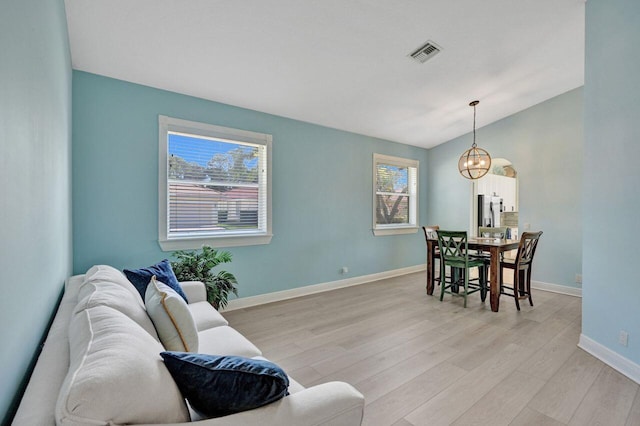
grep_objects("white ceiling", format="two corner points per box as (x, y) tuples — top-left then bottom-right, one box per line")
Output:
(64, 0), (585, 149)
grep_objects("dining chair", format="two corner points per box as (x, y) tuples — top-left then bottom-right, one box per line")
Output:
(422, 226), (441, 290)
(436, 230), (488, 308)
(499, 231), (543, 310)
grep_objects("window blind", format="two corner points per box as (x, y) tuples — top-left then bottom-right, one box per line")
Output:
(167, 132), (267, 237)
(373, 154), (418, 229)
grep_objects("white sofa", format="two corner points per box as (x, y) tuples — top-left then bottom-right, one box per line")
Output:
(13, 265), (364, 425)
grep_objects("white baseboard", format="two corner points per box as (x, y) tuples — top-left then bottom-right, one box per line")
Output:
(532, 280), (582, 297)
(578, 334), (640, 385)
(222, 268), (583, 311)
(222, 264), (427, 312)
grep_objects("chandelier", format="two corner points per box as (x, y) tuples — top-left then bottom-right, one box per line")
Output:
(458, 100), (491, 179)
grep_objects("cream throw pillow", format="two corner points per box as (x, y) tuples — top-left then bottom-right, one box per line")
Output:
(145, 276), (199, 352)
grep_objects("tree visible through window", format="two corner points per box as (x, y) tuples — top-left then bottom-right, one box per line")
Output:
(373, 154), (418, 236)
(159, 116), (272, 250)
(376, 164), (411, 224)
(168, 134), (261, 233)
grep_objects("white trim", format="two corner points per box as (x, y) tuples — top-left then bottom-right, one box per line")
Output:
(160, 115), (272, 145)
(373, 153), (420, 169)
(221, 272), (580, 312)
(372, 226), (419, 236)
(159, 234), (273, 251)
(531, 280), (582, 297)
(578, 334), (640, 385)
(372, 153), (419, 236)
(221, 264), (426, 312)
(158, 115), (272, 251)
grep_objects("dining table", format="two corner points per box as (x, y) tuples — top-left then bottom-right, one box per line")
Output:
(426, 236), (520, 312)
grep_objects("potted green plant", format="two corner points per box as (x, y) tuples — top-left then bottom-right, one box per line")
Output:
(171, 245), (238, 310)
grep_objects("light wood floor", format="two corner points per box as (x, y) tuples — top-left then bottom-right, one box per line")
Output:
(223, 272), (640, 426)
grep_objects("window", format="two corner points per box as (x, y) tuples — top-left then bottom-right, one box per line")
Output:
(373, 153), (419, 236)
(158, 116), (272, 250)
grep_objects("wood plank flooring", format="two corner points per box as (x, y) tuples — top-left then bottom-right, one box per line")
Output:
(223, 272), (640, 425)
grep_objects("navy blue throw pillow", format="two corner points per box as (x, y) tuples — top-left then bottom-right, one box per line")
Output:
(124, 259), (188, 303)
(160, 352), (289, 418)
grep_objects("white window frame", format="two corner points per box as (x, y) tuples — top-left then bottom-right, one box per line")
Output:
(158, 115), (272, 250)
(372, 153), (419, 236)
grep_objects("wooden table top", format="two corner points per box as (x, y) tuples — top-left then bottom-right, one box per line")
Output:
(467, 237), (520, 249)
(427, 236), (519, 248)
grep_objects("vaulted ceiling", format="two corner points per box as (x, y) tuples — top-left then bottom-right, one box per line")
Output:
(64, 0), (585, 148)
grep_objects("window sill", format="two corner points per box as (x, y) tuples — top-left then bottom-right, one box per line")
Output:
(159, 234), (273, 251)
(372, 227), (419, 237)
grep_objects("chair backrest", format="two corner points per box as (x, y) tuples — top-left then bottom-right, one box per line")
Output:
(478, 226), (507, 238)
(515, 231), (543, 270)
(436, 230), (469, 263)
(422, 225), (440, 241)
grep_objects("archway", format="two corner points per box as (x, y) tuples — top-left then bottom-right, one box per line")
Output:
(469, 158), (518, 238)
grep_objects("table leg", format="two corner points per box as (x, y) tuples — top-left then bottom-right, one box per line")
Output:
(489, 246), (501, 312)
(426, 240), (434, 295)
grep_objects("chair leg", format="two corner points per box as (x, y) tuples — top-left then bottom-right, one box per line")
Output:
(431, 254), (439, 288)
(483, 262), (489, 286)
(513, 269), (521, 311)
(451, 268), (459, 293)
(463, 269), (469, 308)
(480, 265), (488, 302)
(439, 268), (446, 302)
(518, 270), (527, 297)
(526, 269), (534, 307)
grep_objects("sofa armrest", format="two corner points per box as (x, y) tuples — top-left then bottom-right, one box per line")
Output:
(152, 381), (364, 426)
(179, 281), (207, 304)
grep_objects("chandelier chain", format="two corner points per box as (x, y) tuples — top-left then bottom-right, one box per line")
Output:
(472, 102), (477, 148)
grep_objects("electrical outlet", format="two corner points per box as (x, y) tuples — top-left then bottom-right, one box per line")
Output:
(524, 223), (531, 230)
(341, 266), (349, 274)
(575, 274), (582, 284)
(619, 331), (629, 347)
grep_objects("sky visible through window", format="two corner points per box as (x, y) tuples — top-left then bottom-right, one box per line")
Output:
(377, 164), (408, 192)
(168, 133), (258, 170)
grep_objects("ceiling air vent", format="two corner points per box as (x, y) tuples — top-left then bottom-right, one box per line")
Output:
(409, 41), (442, 64)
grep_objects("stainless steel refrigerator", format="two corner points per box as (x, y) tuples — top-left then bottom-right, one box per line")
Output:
(477, 194), (503, 229)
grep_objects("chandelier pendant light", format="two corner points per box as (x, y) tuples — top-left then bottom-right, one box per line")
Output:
(458, 100), (491, 180)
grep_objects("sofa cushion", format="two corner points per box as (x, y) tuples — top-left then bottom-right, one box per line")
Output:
(76, 264), (158, 338)
(146, 276), (199, 352)
(83, 264), (145, 304)
(188, 301), (229, 330)
(160, 352), (289, 418)
(198, 325), (262, 358)
(56, 305), (190, 426)
(180, 280), (207, 303)
(124, 259), (188, 302)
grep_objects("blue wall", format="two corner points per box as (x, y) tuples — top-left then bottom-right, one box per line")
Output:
(583, 0), (640, 365)
(427, 88), (583, 289)
(6, 0), (639, 420)
(0, 0), (72, 422)
(72, 71), (429, 298)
